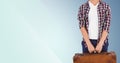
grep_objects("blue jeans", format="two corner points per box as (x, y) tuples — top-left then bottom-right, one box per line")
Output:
(82, 39), (109, 53)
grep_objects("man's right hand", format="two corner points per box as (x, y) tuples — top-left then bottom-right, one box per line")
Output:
(80, 27), (95, 53)
(87, 43), (95, 53)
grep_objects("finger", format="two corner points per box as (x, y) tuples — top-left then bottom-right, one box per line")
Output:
(98, 51), (101, 53)
(88, 50), (91, 53)
(94, 50), (97, 53)
(89, 50), (94, 53)
(99, 50), (102, 53)
(96, 50), (99, 53)
(97, 48), (102, 53)
(91, 50), (96, 53)
(89, 51), (91, 53)
(89, 51), (93, 53)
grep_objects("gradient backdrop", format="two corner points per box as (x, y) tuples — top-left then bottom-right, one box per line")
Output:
(0, 0), (120, 63)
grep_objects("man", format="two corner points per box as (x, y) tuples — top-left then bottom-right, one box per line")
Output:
(78, 0), (111, 53)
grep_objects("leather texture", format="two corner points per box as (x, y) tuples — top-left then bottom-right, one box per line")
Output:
(73, 51), (116, 63)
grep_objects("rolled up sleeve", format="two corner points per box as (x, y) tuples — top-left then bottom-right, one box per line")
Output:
(103, 5), (111, 33)
(78, 5), (85, 29)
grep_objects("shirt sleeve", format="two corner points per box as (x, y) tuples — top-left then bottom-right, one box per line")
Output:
(78, 5), (85, 29)
(103, 5), (111, 33)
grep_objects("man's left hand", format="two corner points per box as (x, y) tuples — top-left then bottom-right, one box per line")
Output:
(95, 43), (103, 53)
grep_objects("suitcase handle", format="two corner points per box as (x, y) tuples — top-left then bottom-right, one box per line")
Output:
(75, 51), (115, 56)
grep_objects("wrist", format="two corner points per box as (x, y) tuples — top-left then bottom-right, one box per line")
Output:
(86, 41), (92, 47)
(98, 41), (104, 46)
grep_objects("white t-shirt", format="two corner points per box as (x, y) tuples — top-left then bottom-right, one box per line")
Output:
(88, 1), (99, 39)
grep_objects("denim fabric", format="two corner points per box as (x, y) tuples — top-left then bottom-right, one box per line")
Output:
(82, 39), (109, 53)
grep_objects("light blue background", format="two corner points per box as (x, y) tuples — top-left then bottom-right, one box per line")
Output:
(0, 0), (119, 63)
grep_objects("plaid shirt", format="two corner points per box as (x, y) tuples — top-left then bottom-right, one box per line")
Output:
(78, 1), (111, 43)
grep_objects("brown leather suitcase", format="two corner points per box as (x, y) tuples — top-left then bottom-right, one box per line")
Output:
(73, 51), (116, 63)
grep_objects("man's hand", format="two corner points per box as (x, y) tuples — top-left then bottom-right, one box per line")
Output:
(80, 27), (96, 53)
(95, 43), (103, 53)
(87, 43), (95, 53)
(95, 30), (108, 53)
